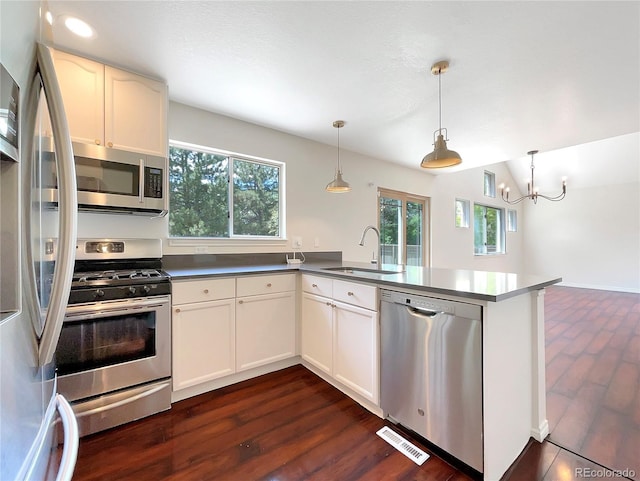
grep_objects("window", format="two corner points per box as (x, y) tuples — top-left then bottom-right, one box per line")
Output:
(378, 189), (429, 267)
(474, 204), (505, 255)
(455, 198), (470, 228)
(169, 142), (284, 238)
(484, 170), (496, 198)
(507, 209), (518, 232)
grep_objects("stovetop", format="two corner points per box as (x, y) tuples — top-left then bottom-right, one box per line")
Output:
(72, 269), (168, 285)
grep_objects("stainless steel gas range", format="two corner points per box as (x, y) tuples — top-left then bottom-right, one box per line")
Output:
(55, 238), (171, 437)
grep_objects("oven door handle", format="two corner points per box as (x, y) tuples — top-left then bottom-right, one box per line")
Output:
(65, 297), (170, 320)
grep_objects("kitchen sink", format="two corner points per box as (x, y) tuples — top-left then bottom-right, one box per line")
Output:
(322, 266), (401, 275)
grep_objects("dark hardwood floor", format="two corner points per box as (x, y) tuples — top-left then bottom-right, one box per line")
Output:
(544, 286), (640, 479)
(70, 285), (640, 481)
(71, 365), (474, 481)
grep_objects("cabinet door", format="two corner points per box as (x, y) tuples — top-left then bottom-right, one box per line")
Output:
(236, 291), (295, 371)
(172, 299), (235, 391)
(301, 292), (334, 375)
(53, 50), (104, 146)
(333, 301), (379, 404)
(104, 66), (167, 156)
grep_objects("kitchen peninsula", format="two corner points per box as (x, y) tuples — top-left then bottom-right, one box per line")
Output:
(163, 255), (561, 481)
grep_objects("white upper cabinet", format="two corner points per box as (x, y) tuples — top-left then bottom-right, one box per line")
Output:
(104, 66), (167, 156)
(51, 51), (104, 146)
(53, 49), (167, 157)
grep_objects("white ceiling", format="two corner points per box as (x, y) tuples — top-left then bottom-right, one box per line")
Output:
(46, 1), (639, 187)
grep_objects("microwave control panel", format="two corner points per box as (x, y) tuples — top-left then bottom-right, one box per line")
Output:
(144, 167), (163, 198)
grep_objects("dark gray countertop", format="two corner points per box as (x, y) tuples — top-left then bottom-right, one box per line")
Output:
(165, 260), (561, 302)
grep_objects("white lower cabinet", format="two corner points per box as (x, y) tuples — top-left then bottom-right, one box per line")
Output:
(172, 273), (296, 395)
(333, 300), (378, 403)
(301, 292), (334, 375)
(236, 290), (296, 371)
(301, 274), (379, 405)
(172, 298), (235, 390)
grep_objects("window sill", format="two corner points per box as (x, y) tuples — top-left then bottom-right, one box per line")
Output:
(168, 237), (288, 248)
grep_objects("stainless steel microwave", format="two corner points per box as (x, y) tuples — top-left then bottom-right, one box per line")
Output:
(42, 142), (168, 216)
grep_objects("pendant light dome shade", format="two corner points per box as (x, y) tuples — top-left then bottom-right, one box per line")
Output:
(421, 60), (462, 169)
(326, 120), (351, 193)
(421, 130), (462, 168)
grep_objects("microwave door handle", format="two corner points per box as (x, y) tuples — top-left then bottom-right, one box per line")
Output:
(139, 157), (145, 203)
(36, 43), (78, 366)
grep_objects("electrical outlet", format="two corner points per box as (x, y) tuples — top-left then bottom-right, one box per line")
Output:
(293, 236), (303, 248)
(195, 246), (208, 254)
(314, 237), (320, 248)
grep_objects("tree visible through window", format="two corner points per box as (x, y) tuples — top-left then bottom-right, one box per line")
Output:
(378, 189), (429, 267)
(169, 143), (283, 238)
(474, 204), (505, 255)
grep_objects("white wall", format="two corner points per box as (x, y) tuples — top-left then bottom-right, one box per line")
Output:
(524, 181), (640, 292)
(77, 102), (525, 272)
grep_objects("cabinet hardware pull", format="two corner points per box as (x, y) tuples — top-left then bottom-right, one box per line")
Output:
(175, 308), (181, 313)
(238, 300), (244, 304)
(312, 283), (317, 287)
(107, 141), (113, 148)
(203, 289), (209, 294)
(95, 139), (101, 145)
(267, 283), (272, 287)
(347, 291), (354, 296)
(326, 301), (332, 306)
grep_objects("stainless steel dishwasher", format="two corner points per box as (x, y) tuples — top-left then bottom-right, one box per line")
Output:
(380, 289), (483, 473)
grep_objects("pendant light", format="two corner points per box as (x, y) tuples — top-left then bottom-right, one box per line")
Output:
(500, 150), (567, 204)
(326, 120), (351, 193)
(421, 60), (462, 169)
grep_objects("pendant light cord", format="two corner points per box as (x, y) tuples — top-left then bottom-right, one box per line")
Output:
(337, 125), (341, 172)
(438, 67), (442, 133)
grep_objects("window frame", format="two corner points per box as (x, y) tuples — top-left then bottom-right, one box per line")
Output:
(168, 140), (286, 241)
(507, 209), (518, 232)
(473, 202), (506, 256)
(455, 198), (470, 228)
(377, 188), (430, 267)
(484, 170), (496, 198)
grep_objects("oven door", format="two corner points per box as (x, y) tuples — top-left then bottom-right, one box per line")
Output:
(56, 295), (171, 402)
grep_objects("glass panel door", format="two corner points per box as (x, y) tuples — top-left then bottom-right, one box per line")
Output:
(379, 189), (429, 267)
(406, 201), (424, 267)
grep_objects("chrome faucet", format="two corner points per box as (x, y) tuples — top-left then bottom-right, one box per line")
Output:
(359, 225), (380, 265)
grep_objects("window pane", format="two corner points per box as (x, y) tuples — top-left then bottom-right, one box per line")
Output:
(455, 198), (470, 228)
(169, 146), (229, 237)
(507, 209), (517, 232)
(232, 159), (280, 236)
(406, 201), (423, 266)
(474, 204), (505, 255)
(484, 171), (496, 197)
(379, 196), (402, 265)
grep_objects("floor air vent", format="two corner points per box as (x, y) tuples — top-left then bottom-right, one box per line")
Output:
(376, 426), (430, 466)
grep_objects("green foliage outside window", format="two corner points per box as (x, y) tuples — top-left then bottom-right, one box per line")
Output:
(169, 144), (282, 238)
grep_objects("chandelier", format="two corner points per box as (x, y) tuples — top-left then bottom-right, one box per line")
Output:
(500, 150), (567, 204)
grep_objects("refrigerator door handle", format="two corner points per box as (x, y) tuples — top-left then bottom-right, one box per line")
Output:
(34, 43), (78, 366)
(55, 394), (79, 481)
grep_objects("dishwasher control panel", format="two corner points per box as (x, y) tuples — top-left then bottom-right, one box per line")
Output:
(380, 289), (481, 319)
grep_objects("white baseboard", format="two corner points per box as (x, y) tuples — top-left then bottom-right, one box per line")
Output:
(557, 281), (639, 294)
(530, 419), (549, 442)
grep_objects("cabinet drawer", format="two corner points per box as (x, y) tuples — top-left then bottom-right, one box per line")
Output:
(236, 273), (296, 297)
(333, 280), (377, 311)
(172, 278), (235, 304)
(301, 274), (333, 297)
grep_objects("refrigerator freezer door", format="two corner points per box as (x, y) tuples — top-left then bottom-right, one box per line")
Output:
(21, 43), (77, 366)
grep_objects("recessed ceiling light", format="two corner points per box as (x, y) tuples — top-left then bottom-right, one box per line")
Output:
(63, 16), (95, 38)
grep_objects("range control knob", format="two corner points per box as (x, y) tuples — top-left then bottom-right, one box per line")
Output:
(142, 285), (151, 294)
(128, 286), (137, 295)
(95, 289), (105, 298)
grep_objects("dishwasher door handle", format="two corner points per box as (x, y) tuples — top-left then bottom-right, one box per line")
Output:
(405, 305), (443, 317)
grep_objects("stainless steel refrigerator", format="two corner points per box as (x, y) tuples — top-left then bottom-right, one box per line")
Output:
(1, 43), (79, 480)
